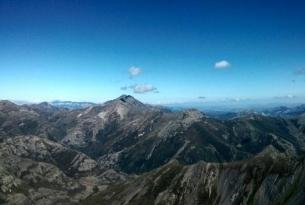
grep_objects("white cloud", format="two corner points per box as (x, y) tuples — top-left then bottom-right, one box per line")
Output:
(128, 66), (142, 77)
(215, 60), (231, 69)
(131, 84), (157, 94)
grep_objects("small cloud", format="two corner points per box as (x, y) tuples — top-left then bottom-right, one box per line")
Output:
(128, 66), (142, 77)
(215, 60), (231, 69)
(293, 68), (305, 76)
(131, 84), (158, 94)
(198, 96), (206, 99)
(121, 83), (158, 94)
(120, 86), (128, 91)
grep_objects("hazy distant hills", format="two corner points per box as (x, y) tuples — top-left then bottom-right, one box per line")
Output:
(166, 100), (305, 119)
(205, 104), (305, 120)
(13, 98), (305, 118)
(1, 95), (305, 204)
(261, 104), (305, 118)
(50, 100), (97, 110)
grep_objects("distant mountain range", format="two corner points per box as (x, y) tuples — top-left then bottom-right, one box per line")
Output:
(13, 99), (305, 118)
(262, 104), (305, 118)
(205, 104), (305, 120)
(48, 100), (305, 119)
(1, 95), (305, 204)
(50, 100), (97, 110)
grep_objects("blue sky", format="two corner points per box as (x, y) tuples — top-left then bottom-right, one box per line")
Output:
(1, 0), (305, 104)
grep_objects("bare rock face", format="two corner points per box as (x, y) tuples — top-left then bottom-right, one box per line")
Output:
(0, 135), (98, 176)
(180, 109), (205, 128)
(0, 154), (83, 204)
(60, 95), (160, 148)
(0, 135), (128, 204)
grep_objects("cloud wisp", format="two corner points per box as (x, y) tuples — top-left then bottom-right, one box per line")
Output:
(120, 84), (158, 94)
(132, 84), (158, 94)
(128, 66), (142, 77)
(215, 60), (231, 69)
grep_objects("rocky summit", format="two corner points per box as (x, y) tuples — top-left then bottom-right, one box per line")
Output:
(0, 95), (305, 205)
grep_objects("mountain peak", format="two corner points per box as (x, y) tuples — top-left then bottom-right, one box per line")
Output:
(117, 94), (134, 100)
(115, 95), (142, 105)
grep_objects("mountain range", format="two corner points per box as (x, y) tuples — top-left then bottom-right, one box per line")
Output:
(0, 95), (305, 205)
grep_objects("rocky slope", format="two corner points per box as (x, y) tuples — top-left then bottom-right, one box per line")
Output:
(83, 149), (305, 205)
(0, 95), (305, 204)
(0, 136), (128, 205)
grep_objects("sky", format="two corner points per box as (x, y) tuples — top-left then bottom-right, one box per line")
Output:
(1, 0), (305, 104)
